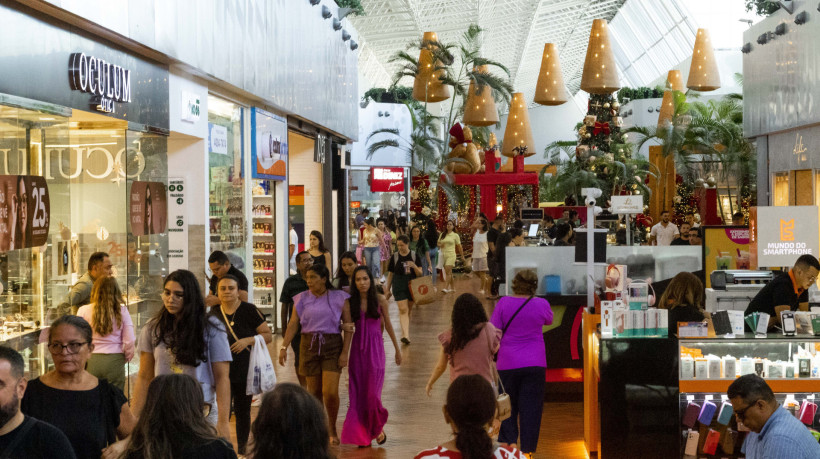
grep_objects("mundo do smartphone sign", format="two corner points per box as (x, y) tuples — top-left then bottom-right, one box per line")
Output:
(750, 206), (819, 268)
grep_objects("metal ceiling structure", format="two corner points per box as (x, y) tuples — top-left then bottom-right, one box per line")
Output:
(352, 0), (700, 108)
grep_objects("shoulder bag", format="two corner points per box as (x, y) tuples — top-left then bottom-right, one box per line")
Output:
(486, 324), (511, 422)
(494, 295), (533, 362)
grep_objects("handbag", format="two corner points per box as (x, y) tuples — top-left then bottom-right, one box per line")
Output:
(247, 334), (276, 395)
(486, 325), (511, 422)
(494, 296), (533, 361)
(409, 275), (436, 305)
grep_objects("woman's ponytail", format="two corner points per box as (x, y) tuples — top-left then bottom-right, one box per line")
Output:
(455, 422), (494, 459)
(445, 375), (497, 459)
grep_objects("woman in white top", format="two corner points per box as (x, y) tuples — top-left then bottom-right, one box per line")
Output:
(470, 217), (491, 295)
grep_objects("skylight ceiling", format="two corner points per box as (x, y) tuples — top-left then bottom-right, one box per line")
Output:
(352, 0), (708, 108)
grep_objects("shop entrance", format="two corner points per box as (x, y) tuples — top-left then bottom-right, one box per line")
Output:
(0, 102), (167, 384)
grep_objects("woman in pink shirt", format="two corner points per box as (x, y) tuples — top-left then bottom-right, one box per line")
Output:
(489, 269), (553, 458)
(77, 277), (135, 391)
(425, 293), (500, 396)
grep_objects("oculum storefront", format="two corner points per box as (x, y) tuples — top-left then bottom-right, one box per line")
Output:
(0, 3), (169, 381)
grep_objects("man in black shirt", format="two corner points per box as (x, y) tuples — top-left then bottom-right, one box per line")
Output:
(0, 346), (76, 459)
(205, 251), (249, 307)
(279, 251), (312, 387)
(746, 255), (820, 329)
(671, 223), (692, 246)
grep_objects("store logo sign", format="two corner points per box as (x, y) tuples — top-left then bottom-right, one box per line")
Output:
(181, 91), (201, 123)
(780, 219), (794, 241)
(793, 133), (807, 156)
(370, 167), (405, 192)
(68, 52), (132, 114)
(611, 195), (643, 214)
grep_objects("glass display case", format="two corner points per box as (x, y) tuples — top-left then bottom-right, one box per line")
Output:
(678, 335), (820, 457)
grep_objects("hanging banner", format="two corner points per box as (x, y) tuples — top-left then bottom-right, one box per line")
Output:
(702, 226), (751, 288)
(252, 108), (288, 181)
(167, 178), (187, 272)
(129, 181), (168, 236)
(0, 176), (49, 251)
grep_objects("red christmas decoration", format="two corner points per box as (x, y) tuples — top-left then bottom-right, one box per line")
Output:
(593, 122), (610, 136)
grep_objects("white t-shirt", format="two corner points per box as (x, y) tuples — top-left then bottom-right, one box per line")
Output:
(650, 222), (679, 246)
(472, 231), (489, 259)
(289, 228), (298, 265)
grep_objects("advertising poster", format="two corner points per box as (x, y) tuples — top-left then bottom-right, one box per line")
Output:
(167, 178), (187, 272)
(702, 226), (750, 288)
(750, 206), (819, 268)
(289, 185), (305, 253)
(0, 176), (49, 251)
(252, 108), (288, 181)
(129, 181), (167, 236)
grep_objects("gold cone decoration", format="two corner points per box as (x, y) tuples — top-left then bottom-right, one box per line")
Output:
(657, 70), (684, 127)
(534, 43), (568, 106)
(687, 28), (720, 91)
(463, 65), (499, 127)
(501, 93), (535, 158)
(580, 19), (620, 94)
(412, 32), (451, 103)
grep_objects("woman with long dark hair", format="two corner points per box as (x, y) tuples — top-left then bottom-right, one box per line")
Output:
(424, 218), (440, 283)
(333, 251), (358, 292)
(249, 383), (333, 459)
(278, 264), (354, 445)
(377, 218), (392, 283)
(209, 275), (272, 454)
(119, 374), (236, 458)
(414, 375), (525, 459)
(425, 293), (500, 396)
(308, 230), (332, 270)
(133, 270), (232, 439)
(409, 225), (432, 276)
(77, 277), (134, 391)
(341, 266), (401, 447)
(438, 220), (464, 293)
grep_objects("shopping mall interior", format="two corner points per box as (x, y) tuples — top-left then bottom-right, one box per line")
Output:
(1, 0), (820, 458)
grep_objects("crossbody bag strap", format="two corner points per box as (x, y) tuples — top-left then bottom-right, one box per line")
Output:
(501, 295), (534, 335)
(485, 325), (507, 396)
(0, 416), (36, 459)
(219, 306), (240, 343)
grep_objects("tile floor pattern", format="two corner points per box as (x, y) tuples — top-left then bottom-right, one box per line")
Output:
(232, 276), (588, 458)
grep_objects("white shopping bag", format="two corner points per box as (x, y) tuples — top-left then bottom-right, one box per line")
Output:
(246, 335), (276, 395)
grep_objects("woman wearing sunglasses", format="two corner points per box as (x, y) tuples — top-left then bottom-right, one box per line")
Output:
(133, 270), (233, 440)
(21, 315), (136, 459)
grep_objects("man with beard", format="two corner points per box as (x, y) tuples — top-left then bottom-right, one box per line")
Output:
(649, 210), (679, 246)
(0, 346), (75, 458)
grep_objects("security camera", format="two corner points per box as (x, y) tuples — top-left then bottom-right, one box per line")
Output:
(581, 187), (602, 207)
(585, 197), (597, 207)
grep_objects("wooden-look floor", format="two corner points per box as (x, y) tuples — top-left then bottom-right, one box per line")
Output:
(236, 276), (589, 458)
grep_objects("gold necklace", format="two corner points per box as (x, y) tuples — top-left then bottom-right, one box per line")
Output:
(221, 303), (239, 326)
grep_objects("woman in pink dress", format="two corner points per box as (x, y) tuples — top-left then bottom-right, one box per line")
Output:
(341, 266), (402, 447)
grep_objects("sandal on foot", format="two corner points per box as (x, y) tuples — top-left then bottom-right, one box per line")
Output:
(377, 431), (387, 445)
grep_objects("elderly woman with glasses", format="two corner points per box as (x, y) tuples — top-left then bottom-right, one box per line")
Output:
(21, 315), (136, 459)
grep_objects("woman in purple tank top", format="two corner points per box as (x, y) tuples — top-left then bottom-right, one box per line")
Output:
(278, 264), (354, 445)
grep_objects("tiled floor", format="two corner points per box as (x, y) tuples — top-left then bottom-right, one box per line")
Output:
(235, 275), (589, 458)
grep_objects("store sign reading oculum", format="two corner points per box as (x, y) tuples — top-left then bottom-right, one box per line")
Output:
(370, 167), (405, 192)
(68, 53), (132, 114)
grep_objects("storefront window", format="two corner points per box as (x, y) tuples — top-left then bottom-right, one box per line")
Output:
(773, 172), (789, 206)
(208, 95), (245, 270)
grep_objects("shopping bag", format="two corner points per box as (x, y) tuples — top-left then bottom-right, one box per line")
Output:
(246, 335), (276, 395)
(409, 275), (436, 305)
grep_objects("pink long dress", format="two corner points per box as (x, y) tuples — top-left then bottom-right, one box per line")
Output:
(341, 308), (388, 445)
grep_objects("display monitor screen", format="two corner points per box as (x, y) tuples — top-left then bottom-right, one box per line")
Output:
(528, 224), (539, 238)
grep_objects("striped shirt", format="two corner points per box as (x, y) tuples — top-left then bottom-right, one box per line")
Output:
(741, 406), (820, 458)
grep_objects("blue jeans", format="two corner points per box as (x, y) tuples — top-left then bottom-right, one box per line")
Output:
(497, 366), (546, 454)
(363, 246), (381, 279)
(428, 247), (438, 284)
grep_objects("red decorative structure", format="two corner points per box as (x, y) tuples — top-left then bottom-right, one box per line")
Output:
(695, 187), (722, 225)
(436, 154), (539, 225)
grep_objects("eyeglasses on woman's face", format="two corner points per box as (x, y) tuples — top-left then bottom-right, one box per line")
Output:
(47, 342), (89, 355)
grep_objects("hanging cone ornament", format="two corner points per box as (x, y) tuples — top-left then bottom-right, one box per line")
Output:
(580, 19), (620, 94)
(657, 70), (684, 127)
(463, 65), (499, 127)
(412, 32), (451, 103)
(534, 43), (568, 105)
(687, 28), (720, 91)
(501, 93), (535, 158)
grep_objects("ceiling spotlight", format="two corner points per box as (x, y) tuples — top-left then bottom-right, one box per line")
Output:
(648, 107), (654, 113)
(656, 106), (661, 112)
(309, 0), (320, 5)
(741, 42), (752, 53)
(350, 40), (359, 51)
(322, 5), (332, 18)
(341, 29), (351, 41)
(333, 18), (342, 30)
(795, 11), (808, 25)
(775, 23), (787, 35)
